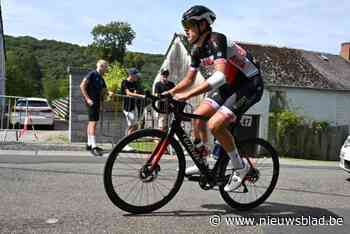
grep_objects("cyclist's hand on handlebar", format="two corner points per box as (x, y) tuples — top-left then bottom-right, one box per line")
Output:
(161, 90), (174, 97)
(174, 93), (190, 101)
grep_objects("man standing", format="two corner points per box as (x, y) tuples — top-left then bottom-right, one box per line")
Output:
(121, 68), (145, 139)
(154, 68), (175, 131)
(80, 59), (110, 157)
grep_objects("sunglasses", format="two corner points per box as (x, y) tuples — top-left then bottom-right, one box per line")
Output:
(182, 20), (197, 30)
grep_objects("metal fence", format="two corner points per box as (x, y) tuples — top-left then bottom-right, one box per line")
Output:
(52, 97), (69, 120)
(99, 94), (194, 145)
(1, 95), (25, 142)
(0, 95), (45, 142)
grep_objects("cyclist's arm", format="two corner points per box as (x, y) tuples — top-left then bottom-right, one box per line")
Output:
(166, 69), (197, 95)
(184, 62), (226, 99)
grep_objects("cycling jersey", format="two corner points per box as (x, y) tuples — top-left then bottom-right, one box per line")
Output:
(190, 32), (260, 87)
(189, 32), (263, 122)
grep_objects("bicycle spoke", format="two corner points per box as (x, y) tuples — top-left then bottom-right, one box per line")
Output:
(115, 177), (137, 188)
(153, 182), (166, 198)
(221, 139), (279, 209)
(124, 179), (141, 201)
(104, 129), (185, 213)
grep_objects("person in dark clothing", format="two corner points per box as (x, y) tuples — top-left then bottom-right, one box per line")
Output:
(80, 59), (112, 157)
(121, 68), (145, 141)
(154, 68), (175, 131)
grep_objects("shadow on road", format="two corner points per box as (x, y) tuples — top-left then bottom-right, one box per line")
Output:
(125, 202), (343, 222)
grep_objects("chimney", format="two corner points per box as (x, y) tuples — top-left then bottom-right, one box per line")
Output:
(340, 42), (350, 61)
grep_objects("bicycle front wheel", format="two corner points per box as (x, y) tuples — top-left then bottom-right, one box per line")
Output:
(104, 129), (186, 214)
(219, 138), (279, 210)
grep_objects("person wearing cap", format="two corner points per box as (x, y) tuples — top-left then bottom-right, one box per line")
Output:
(154, 68), (175, 131)
(80, 59), (113, 157)
(121, 68), (145, 140)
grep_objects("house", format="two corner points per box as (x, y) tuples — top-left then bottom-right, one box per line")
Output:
(153, 34), (350, 141)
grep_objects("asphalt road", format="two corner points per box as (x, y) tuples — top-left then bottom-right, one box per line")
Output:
(0, 153), (350, 234)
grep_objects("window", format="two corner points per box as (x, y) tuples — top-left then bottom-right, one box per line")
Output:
(16, 100), (49, 107)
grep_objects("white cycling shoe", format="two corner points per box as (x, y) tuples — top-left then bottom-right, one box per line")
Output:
(224, 161), (250, 192)
(185, 159), (208, 176)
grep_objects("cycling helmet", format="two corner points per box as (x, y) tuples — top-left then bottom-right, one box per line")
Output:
(182, 5), (216, 28)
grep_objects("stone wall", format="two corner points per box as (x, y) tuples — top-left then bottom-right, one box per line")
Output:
(68, 67), (127, 143)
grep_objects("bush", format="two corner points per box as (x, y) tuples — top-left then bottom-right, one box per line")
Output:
(270, 110), (304, 151)
(104, 62), (127, 94)
(276, 111), (304, 136)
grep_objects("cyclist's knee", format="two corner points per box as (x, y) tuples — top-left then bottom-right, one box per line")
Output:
(208, 109), (237, 134)
(208, 116), (225, 134)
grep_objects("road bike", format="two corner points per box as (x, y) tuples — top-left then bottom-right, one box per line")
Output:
(104, 93), (279, 214)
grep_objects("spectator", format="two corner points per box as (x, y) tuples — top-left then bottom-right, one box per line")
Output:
(80, 59), (112, 157)
(121, 68), (145, 140)
(154, 68), (175, 131)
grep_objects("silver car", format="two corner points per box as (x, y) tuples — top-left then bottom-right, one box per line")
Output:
(11, 98), (55, 129)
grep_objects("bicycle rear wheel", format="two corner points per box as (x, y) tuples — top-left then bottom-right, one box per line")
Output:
(219, 138), (279, 210)
(104, 129), (186, 214)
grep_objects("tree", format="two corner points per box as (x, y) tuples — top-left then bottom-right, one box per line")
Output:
(91, 21), (135, 64)
(124, 52), (145, 70)
(42, 77), (60, 101)
(5, 50), (42, 97)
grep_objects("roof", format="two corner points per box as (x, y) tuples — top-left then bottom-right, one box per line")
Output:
(171, 33), (350, 91)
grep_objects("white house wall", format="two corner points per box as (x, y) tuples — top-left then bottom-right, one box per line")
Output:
(271, 87), (350, 129)
(245, 89), (270, 140)
(152, 36), (207, 108)
(336, 93), (350, 126)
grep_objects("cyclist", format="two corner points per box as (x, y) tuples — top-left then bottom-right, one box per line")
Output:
(163, 5), (263, 191)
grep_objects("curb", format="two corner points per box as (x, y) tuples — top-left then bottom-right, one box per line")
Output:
(0, 150), (339, 167)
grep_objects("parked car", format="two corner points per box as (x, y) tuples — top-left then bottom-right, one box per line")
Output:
(339, 136), (350, 173)
(10, 98), (55, 129)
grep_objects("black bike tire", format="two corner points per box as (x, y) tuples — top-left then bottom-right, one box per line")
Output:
(104, 129), (186, 214)
(219, 138), (279, 210)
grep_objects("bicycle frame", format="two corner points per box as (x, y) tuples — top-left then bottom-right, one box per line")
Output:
(148, 108), (227, 183)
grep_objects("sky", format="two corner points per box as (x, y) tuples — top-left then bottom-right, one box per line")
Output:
(1, 0), (349, 55)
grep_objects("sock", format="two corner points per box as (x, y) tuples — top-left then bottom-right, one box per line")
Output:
(87, 135), (91, 146)
(91, 136), (97, 148)
(227, 148), (244, 169)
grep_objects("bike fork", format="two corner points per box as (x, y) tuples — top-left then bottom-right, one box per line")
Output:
(147, 127), (176, 171)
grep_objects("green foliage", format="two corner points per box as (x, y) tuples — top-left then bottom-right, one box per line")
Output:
(5, 50), (42, 97)
(276, 111), (304, 135)
(270, 110), (304, 146)
(4, 34), (164, 100)
(104, 62), (127, 93)
(58, 78), (69, 97)
(124, 52), (145, 70)
(42, 77), (61, 101)
(311, 120), (329, 134)
(91, 21), (136, 64)
(135, 53), (164, 91)
(4, 35), (97, 99)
